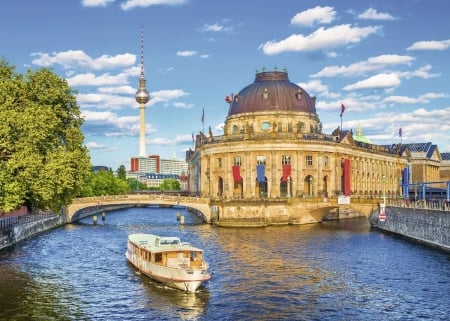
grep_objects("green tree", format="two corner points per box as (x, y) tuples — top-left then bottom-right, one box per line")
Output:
(117, 164), (126, 180)
(160, 178), (180, 191)
(127, 178), (147, 191)
(0, 60), (91, 212)
(79, 171), (130, 197)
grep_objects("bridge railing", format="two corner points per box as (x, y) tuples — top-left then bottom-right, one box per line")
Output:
(386, 198), (450, 211)
(0, 212), (57, 232)
(71, 194), (211, 204)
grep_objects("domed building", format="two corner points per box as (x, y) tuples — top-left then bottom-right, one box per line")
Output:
(188, 70), (409, 226)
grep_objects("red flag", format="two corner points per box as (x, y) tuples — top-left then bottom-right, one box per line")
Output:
(340, 103), (345, 117)
(399, 127), (402, 137)
(201, 108), (204, 123)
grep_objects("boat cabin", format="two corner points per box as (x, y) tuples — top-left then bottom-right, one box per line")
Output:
(128, 235), (205, 269)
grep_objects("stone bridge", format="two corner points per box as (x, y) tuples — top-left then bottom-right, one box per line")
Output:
(66, 195), (212, 223)
(65, 194), (379, 227)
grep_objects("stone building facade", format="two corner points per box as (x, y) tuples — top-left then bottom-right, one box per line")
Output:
(188, 70), (408, 204)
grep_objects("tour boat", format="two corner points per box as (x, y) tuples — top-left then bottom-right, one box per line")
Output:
(126, 233), (211, 292)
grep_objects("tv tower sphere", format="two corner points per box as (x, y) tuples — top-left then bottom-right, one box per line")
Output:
(135, 77), (150, 104)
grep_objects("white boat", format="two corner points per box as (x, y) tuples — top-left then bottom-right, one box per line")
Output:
(126, 233), (211, 292)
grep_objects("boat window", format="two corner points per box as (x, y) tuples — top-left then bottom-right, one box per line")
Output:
(155, 253), (162, 263)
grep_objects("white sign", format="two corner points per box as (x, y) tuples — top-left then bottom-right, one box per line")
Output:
(338, 196), (351, 205)
(379, 203), (386, 222)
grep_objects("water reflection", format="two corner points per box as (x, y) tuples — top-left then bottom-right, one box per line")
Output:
(130, 267), (210, 320)
(0, 263), (87, 321)
(1, 209), (449, 321)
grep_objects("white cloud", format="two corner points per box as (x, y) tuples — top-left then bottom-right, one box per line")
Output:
(311, 54), (414, 78)
(260, 24), (380, 55)
(77, 92), (134, 109)
(81, 110), (156, 137)
(343, 73), (401, 91)
(82, 0), (115, 7)
(407, 39), (450, 51)
(358, 8), (394, 20)
(290, 6), (336, 27)
(121, 0), (186, 10)
(97, 85), (136, 95)
(172, 102), (193, 109)
(200, 54), (210, 59)
(85, 141), (118, 152)
(316, 98), (377, 113)
(148, 89), (189, 106)
(149, 134), (191, 146)
(176, 50), (198, 57)
(200, 20), (234, 33)
(31, 50), (136, 70)
(382, 92), (447, 105)
(297, 79), (331, 97)
(397, 64), (440, 79)
(67, 72), (131, 86)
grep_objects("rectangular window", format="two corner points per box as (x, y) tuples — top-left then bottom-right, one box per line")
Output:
(282, 155), (291, 165)
(218, 158), (222, 168)
(288, 123), (293, 133)
(306, 155), (313, 167)
(234, 156), (241, 166)
(257, 155), (266, 165)
(323, 156), (329, 167)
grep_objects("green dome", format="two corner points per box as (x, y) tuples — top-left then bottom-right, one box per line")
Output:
(354, 124), (372, 144)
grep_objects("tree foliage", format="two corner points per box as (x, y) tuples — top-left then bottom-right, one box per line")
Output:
(117, 165), (126, 180)
(79, 171), (130, 197)
(0, 60), (91, 212)
(160, 178), (181, 191)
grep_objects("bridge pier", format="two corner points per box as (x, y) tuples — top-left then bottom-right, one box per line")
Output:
(66, 195), (376, 227)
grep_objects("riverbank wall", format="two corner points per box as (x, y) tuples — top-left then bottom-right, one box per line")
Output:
(374, 206), (450, 252)
(0, 213), (66, 251)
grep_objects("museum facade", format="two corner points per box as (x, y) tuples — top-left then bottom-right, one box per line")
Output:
(187, 70), (410, 225)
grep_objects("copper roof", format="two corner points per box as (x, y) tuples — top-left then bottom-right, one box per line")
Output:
(228, 71), (316, 116)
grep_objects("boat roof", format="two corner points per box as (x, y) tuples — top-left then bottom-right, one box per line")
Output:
(128, 233), (203, 252)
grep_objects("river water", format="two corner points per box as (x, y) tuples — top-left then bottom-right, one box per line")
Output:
(0, 207), (449, 321)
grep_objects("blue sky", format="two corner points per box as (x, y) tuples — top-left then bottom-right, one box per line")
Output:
(1, 0), (449, 170)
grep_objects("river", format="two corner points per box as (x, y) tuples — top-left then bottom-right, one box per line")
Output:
(0, 207), (449, 321)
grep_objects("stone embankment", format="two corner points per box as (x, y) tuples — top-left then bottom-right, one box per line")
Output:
(370, 203), (450, 252)
(0, 210), (65, 251)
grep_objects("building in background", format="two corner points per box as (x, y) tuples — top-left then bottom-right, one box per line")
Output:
(130, 155), (160, 173)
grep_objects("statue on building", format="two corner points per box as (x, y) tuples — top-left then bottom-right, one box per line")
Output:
(209, 126), (213, 139)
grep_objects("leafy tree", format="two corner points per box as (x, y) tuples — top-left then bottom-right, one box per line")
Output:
(160, 178), (180, 191)
(127, 178), (147, 191)
(79, 171), (130, 197)
(0, 60), (91, 212)
(117, 164), (126, 180)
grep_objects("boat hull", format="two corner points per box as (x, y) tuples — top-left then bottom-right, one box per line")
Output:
(126, 250), (210, 292)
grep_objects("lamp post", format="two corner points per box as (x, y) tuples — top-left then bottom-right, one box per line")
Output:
(309, 176), (313, 197)
(382, 175), (386, 205)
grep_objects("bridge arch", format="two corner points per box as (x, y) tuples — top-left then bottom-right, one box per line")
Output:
(66, 195), (212, 223)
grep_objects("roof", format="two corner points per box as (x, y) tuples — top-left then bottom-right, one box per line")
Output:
(441, 152), (450, 161)
(402, 142), (437, 158)
(128, 233), (203, 252)
(227, 70), (316, 116)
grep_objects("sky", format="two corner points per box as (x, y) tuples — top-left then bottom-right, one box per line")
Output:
(1, 0), (449, 170)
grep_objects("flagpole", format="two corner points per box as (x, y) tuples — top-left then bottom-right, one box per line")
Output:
(201, 108), (205, 134)
(340, 103), (345, 134)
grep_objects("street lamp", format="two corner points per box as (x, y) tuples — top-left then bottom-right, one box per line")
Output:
(309, 176), (313, 197)
(382, 175), (386, 205)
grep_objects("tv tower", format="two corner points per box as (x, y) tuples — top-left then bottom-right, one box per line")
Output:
(135, 25), (150, 157)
